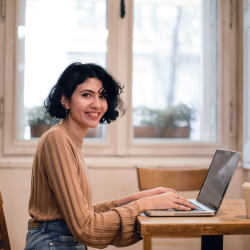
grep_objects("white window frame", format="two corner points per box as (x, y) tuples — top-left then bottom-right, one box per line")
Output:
(1, 0), (239, 158)
(243, 0), (250, 168)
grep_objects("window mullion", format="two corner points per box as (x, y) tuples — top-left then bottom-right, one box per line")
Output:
(108, 0), (133, 156)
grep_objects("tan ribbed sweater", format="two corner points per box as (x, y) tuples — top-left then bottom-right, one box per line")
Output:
(28, 123), (142, 248)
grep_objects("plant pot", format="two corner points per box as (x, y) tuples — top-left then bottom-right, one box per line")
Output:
(161, 126), (190, 138)
(134, 126), (190, 138)
(30, 124), (52, 138)
(134, 126), (158, 138)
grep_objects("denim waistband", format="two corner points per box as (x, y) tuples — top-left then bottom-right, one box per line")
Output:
(28, 219), (72, 234)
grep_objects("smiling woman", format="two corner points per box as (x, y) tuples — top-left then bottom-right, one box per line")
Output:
(60, 78), (108, 138)
(24, 62), (195, 250)
(44, 62), (126, 125)
(63, 77), (108, 127)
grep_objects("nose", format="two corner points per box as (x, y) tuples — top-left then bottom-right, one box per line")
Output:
(91, 96), (101, 109)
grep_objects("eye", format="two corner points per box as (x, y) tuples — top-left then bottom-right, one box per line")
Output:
(100, 94), (107, 99)
(82, 93), (90, 97)
(100, 91), (107, 99)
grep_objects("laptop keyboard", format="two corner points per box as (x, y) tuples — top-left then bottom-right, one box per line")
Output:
(189, 201), (205, 212)
(175, 201), (205, 212)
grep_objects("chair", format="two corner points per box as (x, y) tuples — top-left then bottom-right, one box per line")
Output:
(0, 191), (11, 250)
(136, 167), (208, 250)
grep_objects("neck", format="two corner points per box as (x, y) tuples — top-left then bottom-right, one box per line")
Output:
(61, 118), (89, 141)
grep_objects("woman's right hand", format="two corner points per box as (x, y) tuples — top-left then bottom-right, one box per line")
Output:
(136, 191), (196, 213)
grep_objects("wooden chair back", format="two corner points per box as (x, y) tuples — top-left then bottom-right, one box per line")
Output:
(136, 167), (208, 250)
(136, 167), (208, 191)
(0, 191), (11, 250)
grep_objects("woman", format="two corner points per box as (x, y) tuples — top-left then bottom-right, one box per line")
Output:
(24, 62), (195, 250)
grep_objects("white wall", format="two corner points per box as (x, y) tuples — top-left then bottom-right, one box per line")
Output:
(0, 166), (249, 250)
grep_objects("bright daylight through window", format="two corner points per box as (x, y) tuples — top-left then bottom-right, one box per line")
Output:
(132, 0), (218, 142)
(18, 0), (107, 140)
(17, 0), (218, 143)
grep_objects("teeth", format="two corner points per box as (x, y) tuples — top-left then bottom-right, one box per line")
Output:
(87, 113), (98, 117)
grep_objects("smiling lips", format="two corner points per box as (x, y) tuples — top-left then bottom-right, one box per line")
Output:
(85, 112), (100, 119)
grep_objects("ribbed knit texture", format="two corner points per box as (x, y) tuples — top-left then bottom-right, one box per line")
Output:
(28, 123), (142, 248)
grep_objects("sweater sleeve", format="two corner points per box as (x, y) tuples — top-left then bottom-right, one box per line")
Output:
(42, 131), (142, 248)
(94, 199), (118, 213)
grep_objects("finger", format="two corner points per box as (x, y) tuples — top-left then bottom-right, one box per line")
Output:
(166, 191), (175, 195)
(178, 196), (189, 202)
(166, 188), (177, 193)
(175, 199), (196, 209)
(159, 187), (177, 194)
(158, 188), (177, 194)
(177, 196), (196, 209)
(174, 204), (191, 211)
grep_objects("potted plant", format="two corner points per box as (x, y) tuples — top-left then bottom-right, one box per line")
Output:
(25, 105), (60, 137)
(25, 105), (103, 138)
(133, 104), (196, 138)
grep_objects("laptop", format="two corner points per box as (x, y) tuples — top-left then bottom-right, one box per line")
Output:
(145, 149), (241, 217)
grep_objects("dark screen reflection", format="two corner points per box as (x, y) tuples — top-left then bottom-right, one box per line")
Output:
(197, 150), (241, 210)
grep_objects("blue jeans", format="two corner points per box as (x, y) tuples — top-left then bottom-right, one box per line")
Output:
(24, 219), (87, 250)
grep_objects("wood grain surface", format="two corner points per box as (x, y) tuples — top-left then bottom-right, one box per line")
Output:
(0, 191), (11, 250)
(137, 199), (250, 237)
(136, 167), (208, 191)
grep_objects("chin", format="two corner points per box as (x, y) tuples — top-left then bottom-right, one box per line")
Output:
(88, 123), (100, 129)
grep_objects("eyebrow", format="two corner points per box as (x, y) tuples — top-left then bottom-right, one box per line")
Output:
(79, 89), (95, 94)
(80, 88), (105, 94)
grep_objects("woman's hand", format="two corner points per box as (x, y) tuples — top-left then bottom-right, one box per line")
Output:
(136, 191), (196, 213)
(115, 187), (176, 207)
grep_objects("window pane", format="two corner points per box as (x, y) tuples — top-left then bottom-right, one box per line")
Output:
(132, 0), (218, 141)
(18, 0), (107, 140)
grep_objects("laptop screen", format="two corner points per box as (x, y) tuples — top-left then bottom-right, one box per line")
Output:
(197, 149), (241, 212)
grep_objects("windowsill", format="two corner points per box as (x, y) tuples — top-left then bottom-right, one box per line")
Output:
(0, 156), (243, 169)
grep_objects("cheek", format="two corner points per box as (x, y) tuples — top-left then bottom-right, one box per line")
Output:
(70, 100), (87, 114)
(76, 99), (88, 109)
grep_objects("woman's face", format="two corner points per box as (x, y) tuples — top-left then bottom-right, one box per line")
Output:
(64, 77), (108, 130)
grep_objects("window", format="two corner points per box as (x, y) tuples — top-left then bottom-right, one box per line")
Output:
(2, 0), (238, 157)
(132, 0), (218, 142)
(18, 0), (107, 141)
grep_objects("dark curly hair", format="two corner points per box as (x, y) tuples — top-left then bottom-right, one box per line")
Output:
(44, 62), (126, 124)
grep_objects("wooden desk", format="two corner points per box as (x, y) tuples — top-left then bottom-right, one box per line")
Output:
(137, 199), (250, 250)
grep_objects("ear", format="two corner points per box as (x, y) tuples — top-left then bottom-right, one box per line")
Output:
(60, 94), (70, 109)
